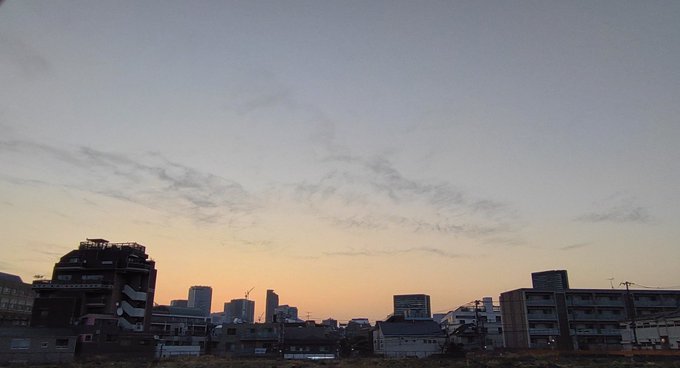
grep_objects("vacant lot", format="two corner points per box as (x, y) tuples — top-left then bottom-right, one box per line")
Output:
(26, 353), (680, 368)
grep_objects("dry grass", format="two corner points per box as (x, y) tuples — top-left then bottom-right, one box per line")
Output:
(27, 353), (680, 368)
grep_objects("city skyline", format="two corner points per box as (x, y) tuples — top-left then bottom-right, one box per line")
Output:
(1, 1), (680, 322)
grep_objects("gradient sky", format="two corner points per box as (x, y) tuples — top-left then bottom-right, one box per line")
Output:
(1, 0), (679, 323)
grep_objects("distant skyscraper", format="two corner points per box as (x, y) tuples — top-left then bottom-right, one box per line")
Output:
(265, 289), (279, 323)
(170, 299), (188, 308)
(224, 298), (255, 323)
(188, 286), (212, 317)
(531, 270), (570, 291)
(393, 294), (431, 319)
(273, 304), (299, 322)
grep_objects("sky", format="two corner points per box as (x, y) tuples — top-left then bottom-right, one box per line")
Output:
(1, 0), (679, 323)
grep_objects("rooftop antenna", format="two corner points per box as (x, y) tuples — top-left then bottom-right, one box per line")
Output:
(607, 278), (615, 289)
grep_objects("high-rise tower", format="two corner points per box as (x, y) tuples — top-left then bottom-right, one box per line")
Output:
(265, 289), (279, 323)
(188, 286), (213, 317)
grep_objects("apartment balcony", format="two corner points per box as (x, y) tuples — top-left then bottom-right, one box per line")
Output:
(527, 313), (557, 320)
(571, 328), (621, 336)
(592, 300), (625, 307)
(634, 300), (680, 308)
(32, 280), (113, 290)
(526, 299), (556, 306)
(570, 313), (624, 321)
(528, 328), (559, 336)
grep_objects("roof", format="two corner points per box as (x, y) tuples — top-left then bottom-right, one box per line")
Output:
(0, 327), (77, 337)
(0, 272), (23, 284)
(284, 326), (341, 342)
(376, 320), (445, 337)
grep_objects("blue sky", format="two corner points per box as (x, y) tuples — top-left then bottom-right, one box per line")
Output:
(1, 0), (679, 320)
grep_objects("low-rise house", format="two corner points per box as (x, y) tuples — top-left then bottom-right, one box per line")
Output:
(0, 327), (76, 364)
(373, 316), (446, 358)
(620, 309), (680, 350)
(216, 322), (280, 357)
(283, 323), (341, 360)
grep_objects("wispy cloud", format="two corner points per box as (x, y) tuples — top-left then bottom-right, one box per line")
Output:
(0, 34), (51, 78)
(560, 242), (590, 251)
(0, 139), (258, 228)
(576, 195), (652, 224)
(324, 246), (466, 259)
(292, 153), (522, 242)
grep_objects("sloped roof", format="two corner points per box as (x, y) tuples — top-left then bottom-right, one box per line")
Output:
(377, 320), (445, 337)
(0, 271), (23, 284)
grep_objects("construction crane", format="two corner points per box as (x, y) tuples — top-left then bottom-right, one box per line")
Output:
(245, 287), (254, 300)
(258, 312), (264, 322)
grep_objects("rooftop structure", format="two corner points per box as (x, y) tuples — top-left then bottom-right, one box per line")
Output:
(393, 294), (431, 320)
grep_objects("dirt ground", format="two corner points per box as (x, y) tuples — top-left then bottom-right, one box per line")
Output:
(25, 353), (680, 368)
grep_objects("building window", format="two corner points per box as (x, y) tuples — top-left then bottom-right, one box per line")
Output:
(10, 338), (30, 350)
(41, 342), (49, 348)
(57, 275), (72, 281)
(82, 275), (103, 281)
(68, 257), (79, 263)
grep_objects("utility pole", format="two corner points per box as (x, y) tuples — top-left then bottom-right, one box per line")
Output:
(621, 281), (638, 347)
(474, 300), (484, 350)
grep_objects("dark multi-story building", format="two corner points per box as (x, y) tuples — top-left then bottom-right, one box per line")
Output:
(265, 289), (279, 323)
(170, 299), (188, 308)
(217, 322), (281, 357)
(0, 272), (34, 327)
(393, 294), (431, 320)
(224, 298), (255, 323)
(188, 286), (212, 317)
(500, 270), (680, 350)
(31, 238), (157, 332)
(531, 270), (570, 291)
(150, 304), (209, 357)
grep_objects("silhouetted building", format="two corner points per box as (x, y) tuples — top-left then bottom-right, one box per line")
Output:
(170, 299), (188, 308)
(0, 327), (76, 364)
(620, 309), (680, 350)
(0, 272), (34, 327)
(224, 298), (255, 323)
(441, 297), (503, 350)
(216, 322), (281, 357)
(393, 294), (431, 319)
(283, 323), (341, 359)
(188, 286), (212, 317)
(373, 317), (445, 358)
(150, 305), (209, 357)
(31, 239), (156, 332)
(274, 305), (300, 323)
(322, 318), (338, 330)
(532, 270), (570, 291)
(500, 270), (680, 350)
(265, 289), (279, 323)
